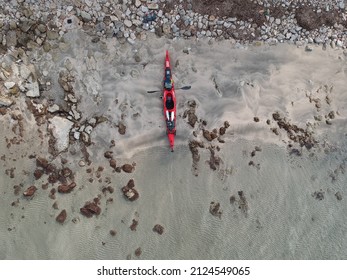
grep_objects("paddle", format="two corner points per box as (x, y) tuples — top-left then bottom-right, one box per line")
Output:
(147, 85), (191, 93)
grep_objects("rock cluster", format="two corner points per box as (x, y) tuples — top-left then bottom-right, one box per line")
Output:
(272, 111), (317, 149)
(0, 0), (345, 56)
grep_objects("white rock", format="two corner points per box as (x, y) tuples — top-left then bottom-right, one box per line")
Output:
(89, 117), (97, 126)
(148, 3), (159, 10)
(25, 80), (40, 97)
(275, 18), (281, 25)
(127, 38), (135, 45)
(336, 40), (343, 47)
(84, 125), (93, 134)
(49, 116), (74, 153)
(124, 19), (132, 28)
(48, 104), (60, 113)
(135, 0), (141, 8)
(0, 95), (14, 107)
(67, 6), (73, 12)
(20, 65), (33, 80)
(4, 81), (16, 89)
(74, 131), (80, 140)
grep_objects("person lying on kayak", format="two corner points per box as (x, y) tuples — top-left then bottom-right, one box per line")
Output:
(166, 96), (174, 110)
(164, 69), (172, 90)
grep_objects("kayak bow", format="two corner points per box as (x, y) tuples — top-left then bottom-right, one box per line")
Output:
(163, 50), (176, 152)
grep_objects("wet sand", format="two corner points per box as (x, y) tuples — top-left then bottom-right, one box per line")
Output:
(1, 32), (347, 259)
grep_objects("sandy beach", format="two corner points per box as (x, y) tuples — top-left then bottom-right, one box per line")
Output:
(1, 1), (347, 260)
(1, 33), (347, 259)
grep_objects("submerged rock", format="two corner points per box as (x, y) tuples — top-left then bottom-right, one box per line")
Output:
(56, 209), (67, 224)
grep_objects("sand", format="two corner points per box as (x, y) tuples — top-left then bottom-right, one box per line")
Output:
(1, 31), (347, 259)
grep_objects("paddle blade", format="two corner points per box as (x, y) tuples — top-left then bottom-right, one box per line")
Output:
(179, 86), (191, 90)
(147, 90), (160, 93)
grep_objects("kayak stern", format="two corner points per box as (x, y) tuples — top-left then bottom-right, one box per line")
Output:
(168, 132), (175, 152)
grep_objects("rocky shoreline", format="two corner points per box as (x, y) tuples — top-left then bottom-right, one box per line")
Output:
(0, 0), (346, 53)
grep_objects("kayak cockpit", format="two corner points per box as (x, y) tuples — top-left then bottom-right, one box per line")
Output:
(165, 96), (174, 110)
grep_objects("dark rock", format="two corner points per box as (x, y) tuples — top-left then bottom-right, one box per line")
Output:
(135, 247), (142, 257)
(52, 201), (58, 209)
(80, 201), (101, 217)
(23, 186), (37, 197)
(122, 164), (134, 173)
(104, 151), (113, 159)
(153, 224), (164, 235)
(130, 219), (138, 231)
(127, 179), (135, 189)
(58, 182), (76, 193)
(56, 209), (67, 224)
(60, 167), (72, 178)
(121, 184), (139, 201)
(254, 117), (260, 122)
(219, 126), (226, 135)
(209, 201), (222, 218)
(109, 159), (117, 169)
(203, 129), (217, 141)
(36, 157), (49, 169)
(207, 147), (221, 171)
(110, 230), (117, 236)
(312, 190), (324, 200)
(49, 188), (56, 199)
(34, 169), (44, 180)
(13, 185), (21, 196)
(118, 122), (126, 135)
(335, 191), (342, 201)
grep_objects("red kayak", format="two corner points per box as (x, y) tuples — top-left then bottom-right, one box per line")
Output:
(163, 50), (176, 152)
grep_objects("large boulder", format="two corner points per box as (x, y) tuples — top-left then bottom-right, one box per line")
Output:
(48, 116), (74, 153)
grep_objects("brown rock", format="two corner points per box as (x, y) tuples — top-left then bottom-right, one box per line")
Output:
(23, 185), (37, 197)
(254, 117), (260, 122)
(135, 247), (142, 257)
(60, 167), (72, 178)
(122, 185), (139, 201)
(109, 159), (117, 169)
(34, 169), (44, 180)
(219, 126), (226, 135)
(203, 129), (213, 141)
(209, 201), (222, 218)
(36, 157), (49, 169)
(0, 108), (7, 115)
(110, 230), (117, 236)
(335, 191), (342, 201)
(56, 209), (67, 224)
(130, 219), (138, 231)
(58, 182), (76, 193)
(49, 188), (56, 199)
(127, 179), (135, 189)
(118, 122), (126, 135)
(80, 201), (101, 217)
(224, 121), (230, 128)
(153, 224), (164, 235)
(122, 164), (134, 173)
(104, 151), (113, 159)
(52, 201), (59, 209)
